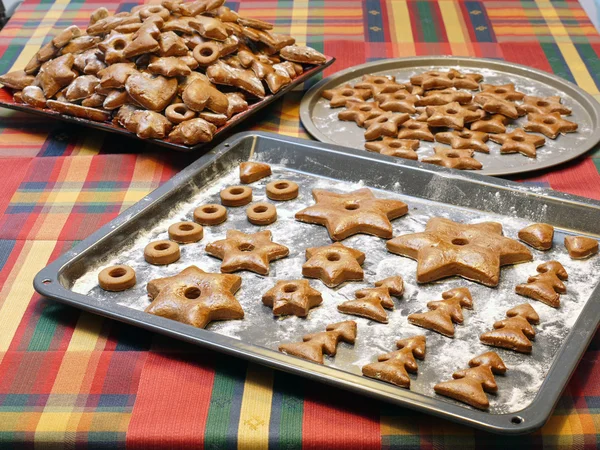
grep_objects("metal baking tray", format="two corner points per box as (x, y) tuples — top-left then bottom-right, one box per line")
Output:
(299, 56), (600, 176)
(33, 132), (600, 434)
(0, 57), (333, 152)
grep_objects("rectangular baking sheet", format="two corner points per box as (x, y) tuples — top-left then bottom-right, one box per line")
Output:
(0, 57), (333, 152)
(34, 132), (600, 434)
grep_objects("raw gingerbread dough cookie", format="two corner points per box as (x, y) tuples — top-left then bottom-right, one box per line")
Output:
(302, 242), (365, 287)
(516, 260), (567, 308)
(518, 223), (554, 250)
(480, 303), (539, 353)
(262, 279), (322, 317)
(564, 235), (598, 259)
(239, 161), (271, 183)
(408, 287), (473, 337)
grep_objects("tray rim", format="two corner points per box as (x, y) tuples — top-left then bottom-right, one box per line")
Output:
(33, 131), (600, 435)
(299, 55), (600, 177)
(0, 56), (334, 152)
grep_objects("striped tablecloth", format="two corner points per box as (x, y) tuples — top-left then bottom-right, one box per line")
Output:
(1, 1), (599, 448)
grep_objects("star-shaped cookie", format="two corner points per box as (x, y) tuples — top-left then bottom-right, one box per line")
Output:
(435, 130), (489, 153)
(205, 229), (289, 275)
(524, 112), (578, 139)
(365, 137), (419, 160)
(364, 112), (410, 140)
(448, 69), (483, 90)
(489, 128), (545, 158)
(355, 74), (408, 96)
(469, 114), (508, 134)
(338, 100), (385, 127)
(262, 279), (323, 317)
(415, 88), (472, 106)
(410, 70), (454, 91)
(426, 102), (481, 129)
(145, 265), (243, 328)
(302, 242), (365, 287)
(421, 147), (482, 170)
(322, 83), (371, 108)
(517, 95), (571, 116)
(397, 119), (435, 141)
(374, 89), (419, 113)
(387, 217), (532, 286)
(295, 188), (408, 240)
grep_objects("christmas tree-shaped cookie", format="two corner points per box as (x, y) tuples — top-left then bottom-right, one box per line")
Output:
(515, 260), (567, 308)
(338, 276), (404, 323)
(480, 303), (539, 353)
(408, 287), (473, 337)
(434, 351), (507, 410)
(362, 335), (426, 388)
(278, 321), (357, 364)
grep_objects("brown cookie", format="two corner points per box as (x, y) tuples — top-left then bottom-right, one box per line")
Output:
(147, 56), (192, 77)
(246, 202), (277, 225)
(205, 229), (289, 275)
(239, 161), (271, 184)
(338, 277), (404, 323)
(387, 217), (532, 286)
(182, 77), (229, 114)
(415, 88), (472, 106)
(144, 240), (180, 265)
(194, 203), (227, 225)
(474, 94), (519, 119)
(168, 118), (216, 145)
(410, 70), (454, 91)
(479, 83), (525, 101)
(220, 185), (252, 206)
(338, 101), (385, 127)
(362, 335), (426, 388)
(421, 147), (482, 170)
(165, 103), (196, 124)
(480, 303), (539, 353)
(355, 74), (408, 96)
(321, 83), (371, 108)
(279, 45), (326, 64)
(426, 102), (481, 129)
(46, 100), (110, 122)
(22, 86), (47, 108)
(364, 112), (410, 140)
(564, 235), (598, 259)
(98, 265), (136, 291)
(469, 114), (508, 134)
(279, 321), (357, 364)
(266, 180), (299, 201)
(168, 221), (203, 244)
(374, 89), (419, 114)
(408, 287), (473, 337)
(524, 112), (578, 139)
(35, 54), (77, 98)
(129, 110), (173, 140)
(365, 137), (419, 160)
(125, 72), (177, 112)
(262, 279), (323, 317)
(435, 130), (489, 153)
(146, 265), (243, 329)
(489, 128), (545, 158)
(0, 70), (35, 90)
(295, 188), (408, 240)
(518, 223), (554, 250)
(517, 95), (571, 116)
(434, 352), (507, 410)
(206, 60), (265, 98)
(397, 119), (435, 141)
(97, 62), (137, 89)
(516, 261), (567, 308)
(302, 242), (365, 287)
(448, 69), (483, 90)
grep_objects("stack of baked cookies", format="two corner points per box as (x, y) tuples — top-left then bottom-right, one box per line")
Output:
(0, 0), (326, 145)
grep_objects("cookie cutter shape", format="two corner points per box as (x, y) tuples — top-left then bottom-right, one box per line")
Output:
(145, 265), (243, 329)
(220, 185), (252, 206)
(0, 70), (35, 90)
(564, 235), (599, 259)
(168, 221), (204, 243)
(374, 90), (419, 114)
(387, 217), (533, 287)
(518, 223), (554, 250)
(435, 130), (489, 153)
(474, 93), (520, 119)
(295, 187), (408, 241)
(489, 128), (545, 158)
(397, 119), (435, 141)
(278, 320), (357, 364)
(338, 278), (404, 323)
(279, 45), (326, 64)
(168, 118), (217, 145)
(408, 287), (473, 337)
(321, 83), (371, 108)
(206, 60), (265, 98)
(354, 74), (408, 96)
(524, 112), (578, 139)
(415, 88), (472, 106)
(125, 72), (178, 112)
(239, 161), (272, 184)
(448, 69), (483, 90)
(479, 83), (525, 101)
(246, 202), (277, 225)
(434, 352), (507, 410)
(469, 114), (508, 134)
(266, 180), (299, 201)
(480, 303), (540, 353)
(144, 240), (180, 265)
(426, 102), (481, 129)
(302, 242), (365, 287)
(517, 95), (572, 116)
(375, 275), (404, 296)
(98, 265), (136, 291)
(365, 137), (419, 160)
(421, 147), (482, 170)
(362, 335), (426, 388)
(516, 261), (567, 308)
(262, 279), (323, 317)
(364, 112), (410, 140)
(338, 101), (386, 127)
(409, 70), (454, 91)
(194, 203), (227, 225)
(206, 229), (289, 275)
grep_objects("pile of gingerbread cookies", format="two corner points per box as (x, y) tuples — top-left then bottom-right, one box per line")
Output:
(96, 161), (598, 411)
(322, 69), (578, 169)
(0, 0), (326, 145)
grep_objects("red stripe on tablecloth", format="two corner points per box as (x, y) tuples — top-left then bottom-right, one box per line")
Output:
(126, 351), (215, 449)
(529, 158), (600, 201)
(499, 42), (554, 73)
(0, 158), (32, 217)
(302, 382), (380, 449)
(323, 40), (367, 74)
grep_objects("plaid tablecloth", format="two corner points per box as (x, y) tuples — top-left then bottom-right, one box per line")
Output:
(1, 0), (599, 448)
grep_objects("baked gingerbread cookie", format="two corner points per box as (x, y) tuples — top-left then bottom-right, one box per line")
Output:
(374, 89), (419, 114)
(480, 303), (539, 353)
(435, 130), (489, 153)
(469, 114), (508, 134)
(518, 223), (554, 250)
(321, 83), (371, 108)
(408, 287), (473, 337)
(98, 265), (136, 291)
(239, 161), (271, 184)
(517, 95), (571, 116)
(338, 100), (385, 127)
(425, 102), (481, 129)
(516, 261), (567, 308)
(489, 129), (545, 158)
(397, 119), (435, 141)
(365, 137), (419, 160)
(564, 235), (598, 259)
(337, 276), (404, 323)
(262, 279), (323, 317)
(302, 242), (365, 287)
(295, 188), (408, 240)
(355, 74), (407, 96)
(524, 112), (577, 139)
(363, 112), (410, 141)
(421, 147), (482, 170)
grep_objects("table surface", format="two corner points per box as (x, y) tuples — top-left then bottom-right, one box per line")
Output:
(1, 0), (599, 448)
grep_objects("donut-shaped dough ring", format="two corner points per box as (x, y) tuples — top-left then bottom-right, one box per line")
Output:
(193, 42), (220, 66)
(266, 180), (299, 201)
(194, 203), (228, 225)
(165, 103), (196, 124)
(168, 221), (204, 243)
(144, 240), (181, 265)
(98, 265), (136, 291)
(246, 202), (277, 225)
(220, 185), (252, 206)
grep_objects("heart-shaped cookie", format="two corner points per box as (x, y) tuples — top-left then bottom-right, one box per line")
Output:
(125, 72), (177, 111)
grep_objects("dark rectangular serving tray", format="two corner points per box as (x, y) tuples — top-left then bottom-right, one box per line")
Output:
(0, 57), (333, 152)
(33, 132), (600, 434)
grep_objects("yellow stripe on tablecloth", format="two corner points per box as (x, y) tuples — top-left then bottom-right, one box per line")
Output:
(438, 1), (472, 56)
(534, 0), (599, 96)
(0, 241), (57, 362)
(67, 312), (105, 351)
(388, 1), (416, 56)
(72, 130), (105, 156)
(290, 1), (308, 46)
(237, 364), (274, 450)
(119, 155), (162, 212)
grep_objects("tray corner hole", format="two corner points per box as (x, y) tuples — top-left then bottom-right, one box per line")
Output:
(511, 416), (524, 425)
(42, 278), (52, 285)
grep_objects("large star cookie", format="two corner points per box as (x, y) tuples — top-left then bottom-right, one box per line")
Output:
(206, 229), (289, 275)
(145, 265), (243, 328)
(295, 188), (408, 240)
(302, 242), (365, 287)
(387, 218), (532, 286)
(262, 279), (323, 317)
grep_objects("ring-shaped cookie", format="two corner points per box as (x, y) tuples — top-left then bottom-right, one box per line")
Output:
(165, 103), (196, 124)
(220, 185), (252, 206)
(168, 221), (204, 243)
(144, 240), (181, 265)
(246, 202), (277, 225)
(194, 203), (228, 225)
(98, 265), (136, 291)
(193, 42), (220, 66)
(266, 180), (299, 201)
